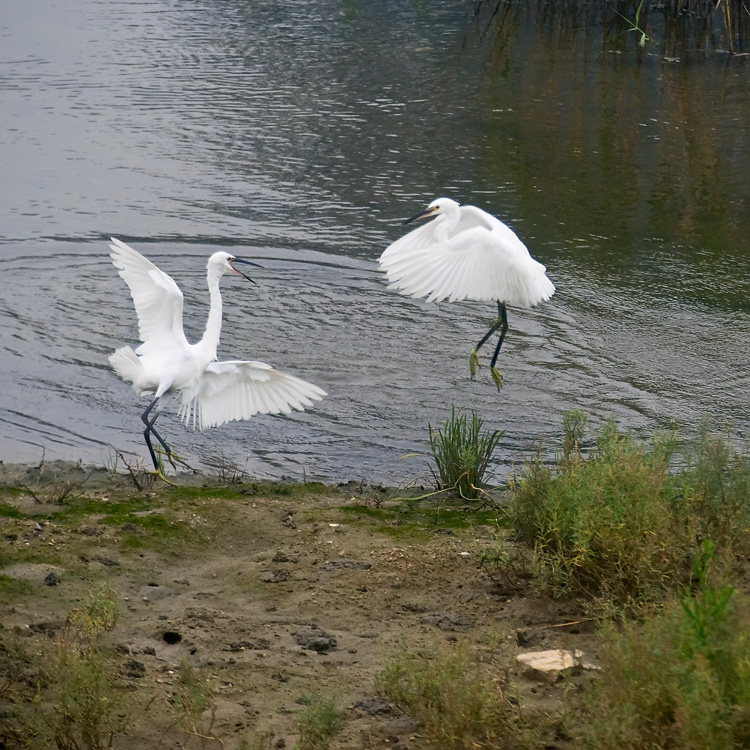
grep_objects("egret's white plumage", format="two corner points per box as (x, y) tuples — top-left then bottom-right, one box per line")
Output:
(379, 198), (554, 386)
(108, 238), (326, 470)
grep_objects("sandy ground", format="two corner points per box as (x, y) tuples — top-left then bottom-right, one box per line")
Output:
(0, 461), (597, 749)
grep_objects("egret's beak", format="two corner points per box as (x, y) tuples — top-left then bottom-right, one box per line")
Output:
(230, 257), (262, 285)
(402, 207), (438, 226)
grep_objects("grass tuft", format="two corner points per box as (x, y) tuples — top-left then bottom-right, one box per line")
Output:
(428, 407), (504, 500)
(168, 659), (220, 746)
(376, 641), (537, 749)
(295, 691), (345, 750)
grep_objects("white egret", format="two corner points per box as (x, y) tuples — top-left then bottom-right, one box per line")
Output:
(379, 198), (555, 387)
(108, 238), (326, 473)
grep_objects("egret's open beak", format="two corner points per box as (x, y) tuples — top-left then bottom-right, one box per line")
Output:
(402, 207), (437, 225)
(230, 257), (262, 284)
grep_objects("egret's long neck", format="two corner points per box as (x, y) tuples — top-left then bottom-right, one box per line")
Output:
(199, 267), (224, 360)
(433, 205), (460, 243)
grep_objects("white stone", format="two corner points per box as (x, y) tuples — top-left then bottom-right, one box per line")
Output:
(516, 649), (598, 682)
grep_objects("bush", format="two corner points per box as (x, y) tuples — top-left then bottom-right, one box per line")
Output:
(575, 544), (750, 749)
(375, 642), (537, 750)
(507, 418), (692, 608)
(428, 407), (504, 500)
(502, 415), (750, 611)
(49, 584), (129, 750)
(680, 420), (750, 553)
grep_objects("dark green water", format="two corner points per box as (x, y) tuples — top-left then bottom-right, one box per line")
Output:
(0, 1), (747, 481)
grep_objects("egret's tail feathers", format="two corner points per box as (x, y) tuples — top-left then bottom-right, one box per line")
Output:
(109, 346), (142, 385)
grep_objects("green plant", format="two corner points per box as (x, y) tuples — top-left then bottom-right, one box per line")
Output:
(680, 540), (735, 655)
(681, 421), (750, 553)
(46, 584), (130, 750)
(428, 407), (504, 500)
(376, 642), (536, 750)
(295, 691), (344, 750)
(68, 583), (121, 642)
(615, 0), (651, 47)
(51, 647), (128, 750)
(168, 660), (220, 747)
(507, 419), (690, 609)
(561, 408), (587, 464)
(574, 562), (750, 748)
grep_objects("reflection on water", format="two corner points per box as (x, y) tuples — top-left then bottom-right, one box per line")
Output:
(0, 1), (748, 482)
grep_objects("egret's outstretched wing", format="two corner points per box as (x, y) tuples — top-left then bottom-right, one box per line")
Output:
(379, 207), (555, 308)
(109, 238), (189, 352)
(178, 360), (326, 430)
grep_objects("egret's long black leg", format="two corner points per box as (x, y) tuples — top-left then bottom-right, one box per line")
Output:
(475, 301), (507, 354)
(487, 303), (509, 389)
(140, 397), (172, 470)
(470, 301), (506, 380)
(489, 302), (509, 369)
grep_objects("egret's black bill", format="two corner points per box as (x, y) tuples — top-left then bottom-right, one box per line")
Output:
(230, 257), (262, 284)
(402, 207), (436, 225)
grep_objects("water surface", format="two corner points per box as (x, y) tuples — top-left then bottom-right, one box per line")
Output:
(1, 1), (748, 482)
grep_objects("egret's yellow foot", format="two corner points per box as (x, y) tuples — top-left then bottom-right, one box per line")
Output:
(155, 447), (194, 472)
(146, 468), (176, 485)
(469, 349), (479, 379)
(490, 366), (504, 390)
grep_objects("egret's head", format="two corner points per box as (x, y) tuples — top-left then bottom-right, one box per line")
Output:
(208, 251), (261, 284)
(402, 197), (459, 225)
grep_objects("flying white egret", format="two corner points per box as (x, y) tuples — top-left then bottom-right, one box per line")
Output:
(108, 238), (326, 474)
(379, 198), (555, 388)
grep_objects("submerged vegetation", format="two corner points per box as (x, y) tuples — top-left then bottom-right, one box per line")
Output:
(474, 0), (750, 56)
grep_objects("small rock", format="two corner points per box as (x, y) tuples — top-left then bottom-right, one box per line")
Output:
(419, 612), (474, 631)
(293, 625), (337, 653)
(516, 627), (540, 647)
(516, 649), (599, 682)
(352, 697), (394, 716)
(273, 550), (299, 563)
(43, 571), (61, 586)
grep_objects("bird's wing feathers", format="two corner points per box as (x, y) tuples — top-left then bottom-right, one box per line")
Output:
(379, 207), (555, 307)
(109, 238), (189, 351)
(178, 360), (326, 431)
